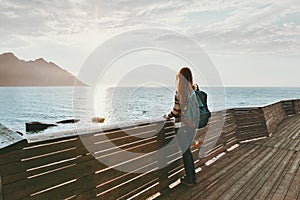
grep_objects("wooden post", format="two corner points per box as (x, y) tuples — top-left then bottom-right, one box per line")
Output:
(262, 101), (286, 136)
(233, 107), (269, 141)
(0, 124), (25, 200)
(281, 100), (296, 117)
(294, 99), (300, 114)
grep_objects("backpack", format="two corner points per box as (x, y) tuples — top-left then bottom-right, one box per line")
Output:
(194, 84), (211, 128)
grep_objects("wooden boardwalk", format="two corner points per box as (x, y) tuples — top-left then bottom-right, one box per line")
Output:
(158, 114), (300, 200)
(1, 99), (299, 200)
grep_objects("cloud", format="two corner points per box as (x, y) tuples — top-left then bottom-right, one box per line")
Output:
(189, 0), (300, 55)
(0, 0), (299, 87)
(1, 0), (300, 61)
(0, 0), (280, 37)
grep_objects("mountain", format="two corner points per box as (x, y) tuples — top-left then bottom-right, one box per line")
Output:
(0, 52), (86, 86)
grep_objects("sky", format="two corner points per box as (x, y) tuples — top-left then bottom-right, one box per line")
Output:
(0, 0), (300, 87)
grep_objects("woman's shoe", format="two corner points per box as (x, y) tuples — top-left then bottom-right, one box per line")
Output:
(180, 177), (194, 187)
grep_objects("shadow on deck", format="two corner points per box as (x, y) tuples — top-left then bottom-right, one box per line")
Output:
(158, 114), (300, 200)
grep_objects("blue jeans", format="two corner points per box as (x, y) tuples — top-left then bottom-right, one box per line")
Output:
(176, 126), (196, 182)
(182, 147), (196, 182)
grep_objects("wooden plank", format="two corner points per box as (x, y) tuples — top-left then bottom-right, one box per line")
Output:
(202, 146), (278, 200)
(186, 145), (262, 200)
(237, 129), (268, 139)
(279, 138), (295, 150)
(157, 144), (260, 200)
(154, 153), (183, 189)
(200, 134), (223, 147)
(1, 144), (90, 178)
(129, 153), (183, 198)
(282, 100), (296, 116)
(271, 151), (300, 200)
(25, 119), (169, 143)
(24, 137), (83, 156)
(221, 149), (291, 200)
(264, 151), (299, 200)
(198, 145), (227, 166)
(237, 129), (269, 137)
(201, 129), (224, 141)
(2, 146), (94, 185)
(0, 124), (25, 150)
(96, 169), (159, 200)
(93, 130), (157, 148)
(81, 122), (168, 146)
(236, 148), (290, 200)
(2, 157), (101, 199)
(251, 134), (277, 147)
(290, 128), (300, 140)
(105, 122), (166, 139)
(72, 133), (159, 154)
(82, 123), (173, 158)
(0, 141), (28, 164)
(238, 134), (269, 141)
(0, 147), (24, 165)
(93, 156), (162, 191)
(275, 116), (298, 132)
(253, 150), (297, 199)
(285, 153), (300, 200)
(281, 117), (300, 133)
(288, 139), (300, 151)
(272, 137), (289, 148)
(273, 137), (290, 149)
(70, 188), (98, 200)
(94, 149), (166, 187)
(162, 141), (225, 184)
(234, 116), (265, 123)
(89, 136), (158, 158)
(165, 171), (184, 189)
(268, 135), (285, 147)
(235, 117), (266, 126)
(277, 118), (300, 138)
(115, 178), (159, 200)
(92, 143), (161, 170)
(294, 100), (300, 114)
(130, 182), (161, 200)
(24, 174), (97, 200)
(95, 171), (138, 198)
(296, 140), (300, 152)
(93, 139), (179, 189)
(160, 148), (201, 188)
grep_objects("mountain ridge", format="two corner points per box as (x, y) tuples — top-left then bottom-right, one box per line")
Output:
(0, 52), (86, 86)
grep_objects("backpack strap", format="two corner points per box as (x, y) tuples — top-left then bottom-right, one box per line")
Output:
(194, 84), (199, 91)
(182, 91), (198, 128)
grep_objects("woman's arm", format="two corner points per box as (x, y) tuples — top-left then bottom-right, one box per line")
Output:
(165, 91), (181, 119)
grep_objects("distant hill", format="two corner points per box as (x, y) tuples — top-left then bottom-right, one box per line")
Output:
(0, 52), (86, 86)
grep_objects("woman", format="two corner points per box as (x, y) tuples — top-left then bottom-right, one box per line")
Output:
(164, 67), (199, 186)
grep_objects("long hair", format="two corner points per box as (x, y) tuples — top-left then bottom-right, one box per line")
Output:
(176, 67), (193, 105)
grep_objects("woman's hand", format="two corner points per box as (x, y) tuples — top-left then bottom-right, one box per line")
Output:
(163, 114), (170, 119)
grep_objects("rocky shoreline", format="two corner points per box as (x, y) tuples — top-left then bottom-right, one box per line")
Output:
(26, 117), (105, 132)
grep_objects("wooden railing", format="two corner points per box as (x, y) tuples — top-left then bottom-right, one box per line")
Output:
(0, 99), (299, 200)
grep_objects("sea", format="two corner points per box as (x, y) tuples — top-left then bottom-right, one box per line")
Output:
(0, 87), (299, 135)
